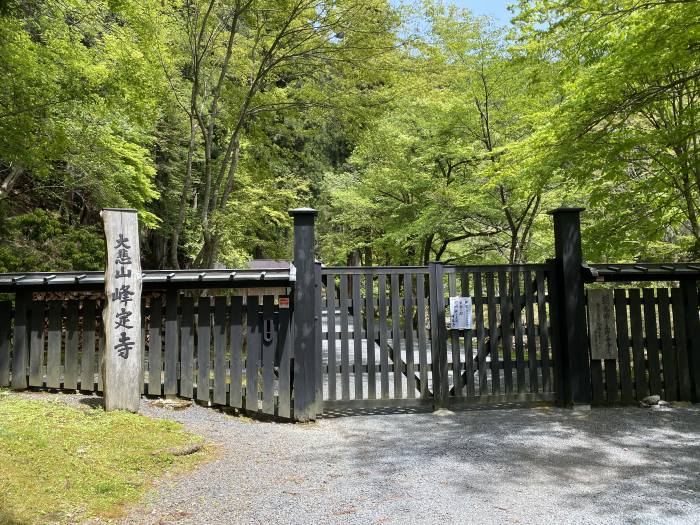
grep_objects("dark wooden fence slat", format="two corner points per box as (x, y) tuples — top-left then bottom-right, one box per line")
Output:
(63, 300), (79, 390)
(326, 274), (337, 401)
(0, 302), (11, 387)
(671, 288), (692, 400)
(656, 289), (677, 401)
(429, 263), (449, 406)
(339, 274), (350, 401)
(474, 272), (487, 395)
(0, 302), (10, 387)
(512, 271), (526, 394)
(277, 302), (292, 418)
(28, 301), (44, 387)
(486, 273), (500, 395)
(498, 272), (513, 395)
(261, 295), (275, 414)
(315, 265), (323, 413)
(164, 291), (179, 396)
(448, 273), (462, 396)
(80, 300), (96, 392)
(628, 289), (648, 400)
(213, 296), (228, 406)
(590, 357), (604, 405)
(197, 296), (211, 403)
(404, 273), (416, 398)
(461, 272), (475, 397)
(261, 295), (276, 414)
(378, 274), (390, 399)
(140, 300), (146, 394)
(352, 274), (364, 399)
(536, 272), (551, 393)
(366, 273), (377, 400)
(682, 282), (700, 402)
(277, 305), (292, 418)
(96, 306), (105, 392)
(642, 288), (662, 396)
(46, 301), (62, 389)
(228, 296), (244, 408)
(149, 297), (163, 396)
(603, 358), (618, 405)
(524, 271), (538, 393)
(614, 290), (633, 404)
(11, 292), (29, 389)
(391, 273), (403, 399)
(180, 297), (194, 399)
(416, 273), (429, 397)
(245, 295), (260, 412)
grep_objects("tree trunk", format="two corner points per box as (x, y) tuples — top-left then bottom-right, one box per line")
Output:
(0, 164), (23, 200)
(171, 115), (197, 269)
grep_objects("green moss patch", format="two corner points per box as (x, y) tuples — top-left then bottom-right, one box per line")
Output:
(0, 391), (206, 525)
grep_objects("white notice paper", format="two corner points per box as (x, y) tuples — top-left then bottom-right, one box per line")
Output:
(449, 296), (472, 330)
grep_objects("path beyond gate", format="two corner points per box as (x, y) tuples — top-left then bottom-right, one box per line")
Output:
(0, 208), (699, 420)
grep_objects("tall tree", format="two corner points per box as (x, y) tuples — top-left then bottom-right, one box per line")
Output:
(321, 3), (560, 265)
(168, 0), (398, 268)
(0, 0), (167, 270)
(513, 0), (700, 260)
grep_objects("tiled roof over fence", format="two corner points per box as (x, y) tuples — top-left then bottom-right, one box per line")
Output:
(584, 263), (700, 282)
(0, 265), (295, 292)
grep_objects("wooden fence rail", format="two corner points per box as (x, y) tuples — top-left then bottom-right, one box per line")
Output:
(0, 292), (293, 418)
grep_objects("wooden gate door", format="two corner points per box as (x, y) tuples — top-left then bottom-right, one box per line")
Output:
(317, 262), (561, 413)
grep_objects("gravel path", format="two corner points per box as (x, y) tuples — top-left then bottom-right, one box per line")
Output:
(12, 391), (700, 524)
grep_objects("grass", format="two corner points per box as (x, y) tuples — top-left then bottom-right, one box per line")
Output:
(0, 391), (207, 525)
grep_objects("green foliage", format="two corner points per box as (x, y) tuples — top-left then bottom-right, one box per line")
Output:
(0, 208), (104, 271)
(320, 3), (562, 264)
(511, 0), (700, 261)
(1, 0), (698, 269)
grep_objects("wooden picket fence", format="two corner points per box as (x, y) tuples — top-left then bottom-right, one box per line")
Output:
(318, 263), (559, 410)
(2, 208), (700, 419)
(0, 291), (294, 418)
(588, 284), (700, 405)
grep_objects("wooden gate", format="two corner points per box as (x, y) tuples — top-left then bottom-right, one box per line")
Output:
(318, 262), (560, 412)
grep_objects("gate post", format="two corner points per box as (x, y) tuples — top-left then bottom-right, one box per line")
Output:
(289, 208), (319, 421)
(428, 262), (449, 408)
(314, 260), (323, 417)
(11, 291), (29, 390)
(548, 207), (591, 407)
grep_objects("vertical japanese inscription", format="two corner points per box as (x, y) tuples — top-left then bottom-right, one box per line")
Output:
(102, 209), (142, 412)
(449, 296), (472, 330)
(588, 289), (617, 360)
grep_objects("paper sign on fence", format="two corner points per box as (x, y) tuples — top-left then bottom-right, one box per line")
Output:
(449, 296), (472, 330)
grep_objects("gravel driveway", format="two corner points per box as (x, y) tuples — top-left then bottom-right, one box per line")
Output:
(17, 392), (700, 524)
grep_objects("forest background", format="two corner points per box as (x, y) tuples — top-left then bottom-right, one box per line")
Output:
(1, 0), (698, 271)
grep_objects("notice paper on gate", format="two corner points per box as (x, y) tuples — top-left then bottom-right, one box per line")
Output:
(449, 296), (472, 330)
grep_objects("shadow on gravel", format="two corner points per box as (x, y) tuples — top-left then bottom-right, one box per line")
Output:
(321, 400), (553, 418)
(315, 406), (700, 523)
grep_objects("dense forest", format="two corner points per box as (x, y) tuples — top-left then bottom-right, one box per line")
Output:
(1, 0), (699, 271)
